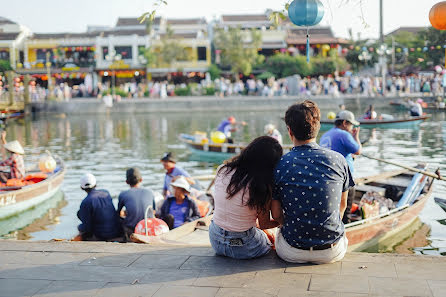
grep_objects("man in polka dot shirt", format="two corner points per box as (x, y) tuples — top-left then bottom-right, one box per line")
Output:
(271, 100), (355, 264)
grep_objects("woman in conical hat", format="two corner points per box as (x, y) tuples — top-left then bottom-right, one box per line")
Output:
(0, 131), (25, 183)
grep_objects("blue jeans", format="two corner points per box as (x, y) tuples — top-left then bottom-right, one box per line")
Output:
(209, 221), (271, 259)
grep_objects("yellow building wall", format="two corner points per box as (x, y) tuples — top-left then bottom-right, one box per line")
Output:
(28, 49), (36, 63)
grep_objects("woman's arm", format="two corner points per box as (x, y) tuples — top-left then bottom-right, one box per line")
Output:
(257, 200), (280, 229)
(271, 200), (284, 226)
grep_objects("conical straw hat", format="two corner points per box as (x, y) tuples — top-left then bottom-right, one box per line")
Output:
(4, 140), (25, 155)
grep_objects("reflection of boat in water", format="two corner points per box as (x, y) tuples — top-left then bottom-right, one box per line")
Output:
(0, 191), (65, 238)
(179, 134), (293, 163)
(132, 168), (434, 253)
(320, 115), (431, 129)
(0, 158), (65, 221)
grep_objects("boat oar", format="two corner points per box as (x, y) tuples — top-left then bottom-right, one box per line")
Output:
(361, 154), (446, 181)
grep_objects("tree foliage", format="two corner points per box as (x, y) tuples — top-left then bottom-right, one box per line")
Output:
(214, 27), (262, 77)
(141, 26), (190, 68)
(0, 60), (12, 73)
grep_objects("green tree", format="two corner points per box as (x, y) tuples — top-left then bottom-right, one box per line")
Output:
(264, 54), (310, 78)
(0, 60), (12, 73)
(214, 26), (262, 78)
(141, 26), (190, 69)
(208, 64), (221, 80)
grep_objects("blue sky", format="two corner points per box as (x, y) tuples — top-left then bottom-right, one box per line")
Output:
(0, 0), (440, 39)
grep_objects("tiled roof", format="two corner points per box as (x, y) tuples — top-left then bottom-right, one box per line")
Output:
(0, 32), (20, 40)
(166, 18), (206, 25)
(32, 32), (98, 39)
(115, 17), (161, 27)
(286, 27), (348, 45)
(222, 14), (269, 22)
(0, 17), (16, 25)
(385, 27), (427, 37)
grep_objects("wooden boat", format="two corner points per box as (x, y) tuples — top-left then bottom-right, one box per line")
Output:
(434, 197), (446, 212)
(132, 168), (434, 253)
(320, 115), (431, 129)
(179, 134), (293, 162)
(0, 158), (65, 222)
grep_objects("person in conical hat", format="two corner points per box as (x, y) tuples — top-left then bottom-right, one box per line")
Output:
(0, 131), (25, 183)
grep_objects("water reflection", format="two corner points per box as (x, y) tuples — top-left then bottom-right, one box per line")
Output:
(0, 108), (444, 255)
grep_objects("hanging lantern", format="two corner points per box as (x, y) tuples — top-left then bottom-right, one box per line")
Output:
(396, 48), (402, 53)
(417, 47), (422, 52)
(288, 0), (325, 63)
(437, 45), (442, 49)
(429, 2), (446, 30)
(423, 47), (428, 52)
(369, 47), (374, 52)
(355, 46), (360, 51)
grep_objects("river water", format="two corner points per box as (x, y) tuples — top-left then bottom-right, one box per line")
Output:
(1, 105), (445, 255)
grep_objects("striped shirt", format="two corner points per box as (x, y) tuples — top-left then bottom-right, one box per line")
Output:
(0, 153), (25, 179)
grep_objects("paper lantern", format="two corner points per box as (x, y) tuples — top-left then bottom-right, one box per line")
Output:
(288, 0), (324, 26)
(396, 48), (402, 53)
(134, 218), (169, 236)
(423, 47), (428, 52)
(39, 155), (56, 173)
(288, 0), (324, 63)
(210, 131), (226, 144)
(437, 45), (442, 49)
(429, 2), (446, 30)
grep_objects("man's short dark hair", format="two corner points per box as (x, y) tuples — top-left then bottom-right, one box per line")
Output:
(334, 119), (344, 127)
(285, 100), (321, 141)
(126, 167), (142, 186)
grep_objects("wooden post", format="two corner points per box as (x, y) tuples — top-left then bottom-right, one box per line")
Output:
(23, 74), (30, 105)
(6, 71), (14, 106)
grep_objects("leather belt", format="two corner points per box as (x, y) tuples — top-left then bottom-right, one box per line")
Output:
(299, 240), (339, 251)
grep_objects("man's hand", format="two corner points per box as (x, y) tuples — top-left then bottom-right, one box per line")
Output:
(352, 127), (360, 140)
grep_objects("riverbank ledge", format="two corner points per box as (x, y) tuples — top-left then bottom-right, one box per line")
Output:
(0, 240), (444, 296)
(27, 94), (432, 114)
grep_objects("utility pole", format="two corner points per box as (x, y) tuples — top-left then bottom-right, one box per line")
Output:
(379, 0), (386, 95)
(379, 0), (384, 44)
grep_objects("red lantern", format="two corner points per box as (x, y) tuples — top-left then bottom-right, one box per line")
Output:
(429, 2), (446, 30)
(134, 218), (169, 236)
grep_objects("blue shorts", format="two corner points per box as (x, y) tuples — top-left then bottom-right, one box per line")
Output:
(209, 221), (271, 259)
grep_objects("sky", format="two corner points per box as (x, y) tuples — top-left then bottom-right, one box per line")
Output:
(0, 0), (441, 39)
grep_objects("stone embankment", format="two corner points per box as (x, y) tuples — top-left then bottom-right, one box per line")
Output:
(0, 240), (444, 296)
(27, 94), (430, 114)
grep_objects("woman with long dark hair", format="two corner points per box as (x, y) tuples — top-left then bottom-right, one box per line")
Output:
(209, 136), (283, 259)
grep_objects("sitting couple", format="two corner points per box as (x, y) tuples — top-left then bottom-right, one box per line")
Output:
(209, 100), (354, 264)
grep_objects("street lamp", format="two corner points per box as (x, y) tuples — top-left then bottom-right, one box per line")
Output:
(105, 50), (121, 99)
(138, 54), (148, 83)
(358, 51), (372, 66)
(376, 44), (393, 95)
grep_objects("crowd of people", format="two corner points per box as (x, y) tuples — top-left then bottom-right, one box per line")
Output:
(76, 152), (210, 242)
(2, 72), (446, 103)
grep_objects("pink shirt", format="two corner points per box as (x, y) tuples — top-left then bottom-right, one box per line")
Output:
(213, 168), (258, 232)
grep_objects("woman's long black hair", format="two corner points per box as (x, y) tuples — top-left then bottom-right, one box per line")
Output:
(218, 136), (283, 212)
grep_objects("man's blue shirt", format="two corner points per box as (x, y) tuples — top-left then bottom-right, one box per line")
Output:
(216, 120), (232, 137)
(163, 166), (191, 191)
(118, 187), (156, 229)
(320, 127), (360, 173)
(273, 142), (354, 249)
(77, 189), (122, 240)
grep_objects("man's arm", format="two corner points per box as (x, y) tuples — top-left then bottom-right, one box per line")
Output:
(271, 200), (284, 226)
(77, 199), (93, 234)
(339, 190), (348, 219)
(348, 128), (362, 155)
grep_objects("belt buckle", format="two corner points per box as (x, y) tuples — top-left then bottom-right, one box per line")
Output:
(229, 238), (243, 247)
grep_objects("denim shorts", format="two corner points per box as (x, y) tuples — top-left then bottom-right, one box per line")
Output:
(209, 221), (271, 260)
